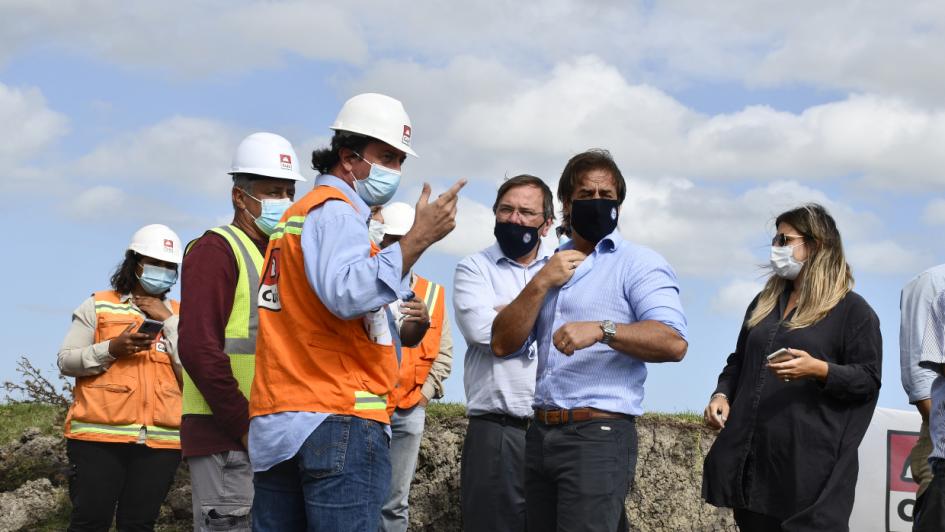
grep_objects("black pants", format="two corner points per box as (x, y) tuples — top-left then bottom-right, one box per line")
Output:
(525, 417), (637, 532)
(67, 438), (181, 532)
(733, 508), (782, 531)
(915, 459), (945, 532)
(461, 415), (529, 532)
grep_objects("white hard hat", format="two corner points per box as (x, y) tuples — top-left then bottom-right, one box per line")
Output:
(128, 224), (184, 264)
(331, 93), (418, 157)
(380, 202), (415, 236)
(229, 132), (307, 181)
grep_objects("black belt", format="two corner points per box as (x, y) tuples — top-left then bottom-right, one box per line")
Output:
(473, 413), (530, 430)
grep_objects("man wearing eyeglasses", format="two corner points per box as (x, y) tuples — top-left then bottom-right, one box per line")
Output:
(453, 174), (556, 532)
(492, 149), (688, 532)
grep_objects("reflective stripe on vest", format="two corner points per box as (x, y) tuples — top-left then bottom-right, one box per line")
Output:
(69, 421), (181, 443)
(353, 390), (387, 411)
(181, 225), (264, 415)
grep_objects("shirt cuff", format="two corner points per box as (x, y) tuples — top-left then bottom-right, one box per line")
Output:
(420, 381), (437, 401)
(92, 341), (116, 366)
(377, 243), (408, 298)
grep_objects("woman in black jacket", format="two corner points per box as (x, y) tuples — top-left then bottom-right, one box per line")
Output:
(701, 203), (881, 531)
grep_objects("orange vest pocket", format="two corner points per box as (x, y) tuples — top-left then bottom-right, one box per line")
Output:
(72, 373), (138, 426)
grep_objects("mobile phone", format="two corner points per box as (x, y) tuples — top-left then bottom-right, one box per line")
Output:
(766, 348), (794, 364)
(136, 318), (164, 340)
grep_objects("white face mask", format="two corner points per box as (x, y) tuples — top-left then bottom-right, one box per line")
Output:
(770, 245), (804, 280)
(368, 219), (386, 246)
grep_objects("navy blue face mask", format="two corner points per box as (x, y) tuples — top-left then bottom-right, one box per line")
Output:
(494, 221), (540, 260)
(570, 199), (619, 243)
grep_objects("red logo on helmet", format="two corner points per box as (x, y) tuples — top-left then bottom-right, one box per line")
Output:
(279, 154), (292, 170)
(163, 239), (174, 251)
(402, 125), (412, 146)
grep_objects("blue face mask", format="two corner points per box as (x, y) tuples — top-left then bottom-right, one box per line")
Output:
(137, 264), (178, 295)
(353, 153), (402, 206)
(245, 193), (292, 236)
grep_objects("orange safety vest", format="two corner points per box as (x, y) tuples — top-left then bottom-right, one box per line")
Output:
(250, 185), (398, 424)
(389, 274), (446, 412)
(64, 290), (182, 449)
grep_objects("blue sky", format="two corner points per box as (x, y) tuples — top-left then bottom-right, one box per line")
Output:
(2, 1), (944, 414)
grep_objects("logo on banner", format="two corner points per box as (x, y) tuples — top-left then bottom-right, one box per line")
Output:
(258, 248), (282, 311)
(887, 430), (920, 531)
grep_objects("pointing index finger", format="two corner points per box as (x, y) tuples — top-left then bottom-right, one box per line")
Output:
(438, 178), (467, 201)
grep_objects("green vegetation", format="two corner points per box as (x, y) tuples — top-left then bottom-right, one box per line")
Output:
(425, 401), (467, 419)
(0, 402), (62, 446)
(642, 411), (704, 425)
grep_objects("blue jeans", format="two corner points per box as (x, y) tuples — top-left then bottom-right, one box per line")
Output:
(252, 415), (391, 532)
(380, 405), (426, 532)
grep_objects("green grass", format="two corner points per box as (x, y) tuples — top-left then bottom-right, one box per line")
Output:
(642, 411), (704, 425)
(425, 401), (466, 420)
(0, 402), (62, 446)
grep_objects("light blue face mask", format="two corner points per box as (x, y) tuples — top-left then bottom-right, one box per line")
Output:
(353, 153), (402, 206)
(245, 192), (292, 236)
(137, 264), (179, 295)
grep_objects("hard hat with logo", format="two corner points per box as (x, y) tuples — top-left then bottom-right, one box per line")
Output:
(128, 224), (184, 264)
(380, 202), (415, 236)
(229, 132), (307, 181)
(330, 93), (418, 157)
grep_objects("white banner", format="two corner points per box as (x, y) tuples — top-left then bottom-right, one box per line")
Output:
(850, 407), (923, 531)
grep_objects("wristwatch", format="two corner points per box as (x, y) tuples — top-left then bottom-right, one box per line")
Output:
(599, 320), (616, 345)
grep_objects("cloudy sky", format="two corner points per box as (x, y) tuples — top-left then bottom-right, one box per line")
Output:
(2, 1), (943, 413)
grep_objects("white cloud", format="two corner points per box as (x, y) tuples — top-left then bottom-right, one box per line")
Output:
(65, 185), (205, 230)
(0, 1), (366, 77)
(350, 56), (945, 193)
(846, 240), (928, 275)
(711, 279), (764, 315)
(923, 199), (945, 225)
(75, 116), (242, 196)
(6, 1), (945, 103)
(0, 82), (68, 187)
(432, 197), (497, 257)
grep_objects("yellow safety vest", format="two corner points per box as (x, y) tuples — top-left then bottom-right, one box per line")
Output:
(181, 225), (263, 415)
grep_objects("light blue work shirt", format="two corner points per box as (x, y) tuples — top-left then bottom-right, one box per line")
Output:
(921, 288), (945, 461)
(249, 174), (405, 472)
(900, 264), (945, 404)
(531, 229), (687, 417)
(453, 240), (554, 418)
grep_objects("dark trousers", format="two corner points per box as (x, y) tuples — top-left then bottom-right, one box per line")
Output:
(733, 508), (782, 531)
(66, 438), (181, 532)
(915, 459), (945, 532)
(461, 415), (528, 532)
(525, 417), (637, 532)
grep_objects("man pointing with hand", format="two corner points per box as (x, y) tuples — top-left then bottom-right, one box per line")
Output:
(247, 93), (465, 532)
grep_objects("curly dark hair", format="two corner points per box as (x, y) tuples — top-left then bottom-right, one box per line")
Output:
(311, 132), (374, 175)
(109, 250), (141, 296)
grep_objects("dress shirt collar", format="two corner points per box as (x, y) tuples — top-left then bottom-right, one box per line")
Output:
(314, 173), (371, 221)
(484, 238), (555, 267)
(557, 228), (623, 254)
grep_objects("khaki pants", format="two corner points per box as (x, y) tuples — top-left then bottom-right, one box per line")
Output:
(910, 421), (933, 498)
(188, 451), (253, 532)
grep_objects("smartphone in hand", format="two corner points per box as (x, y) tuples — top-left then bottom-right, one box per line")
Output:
(767, 348), (794, 364)
(136, 318), (164, 340)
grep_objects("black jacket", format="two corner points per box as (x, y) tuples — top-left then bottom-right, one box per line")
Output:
(702, 289), (881, 531)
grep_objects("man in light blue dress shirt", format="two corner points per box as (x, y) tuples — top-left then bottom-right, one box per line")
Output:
(493, 150), (688, 532)
(900, 264), (945, 515)
(915, 277), (945, 530)
(453, 175), (556, 532)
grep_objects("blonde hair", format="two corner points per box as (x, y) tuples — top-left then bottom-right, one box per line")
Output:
(747, 204), (854, 329)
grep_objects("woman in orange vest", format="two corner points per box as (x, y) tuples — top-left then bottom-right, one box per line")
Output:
(58, 224), (184, 532)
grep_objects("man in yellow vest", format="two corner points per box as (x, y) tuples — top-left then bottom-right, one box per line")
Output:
(179, 132), (306, 531)
(248, 93), (465, 532)
(372, 202), (454, 532)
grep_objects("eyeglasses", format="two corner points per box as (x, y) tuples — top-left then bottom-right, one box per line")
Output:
(496, 205), (543, 220)
(772, 233), (805, 247)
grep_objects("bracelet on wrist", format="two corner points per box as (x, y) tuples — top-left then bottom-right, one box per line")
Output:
(710, 392), (728, 401)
